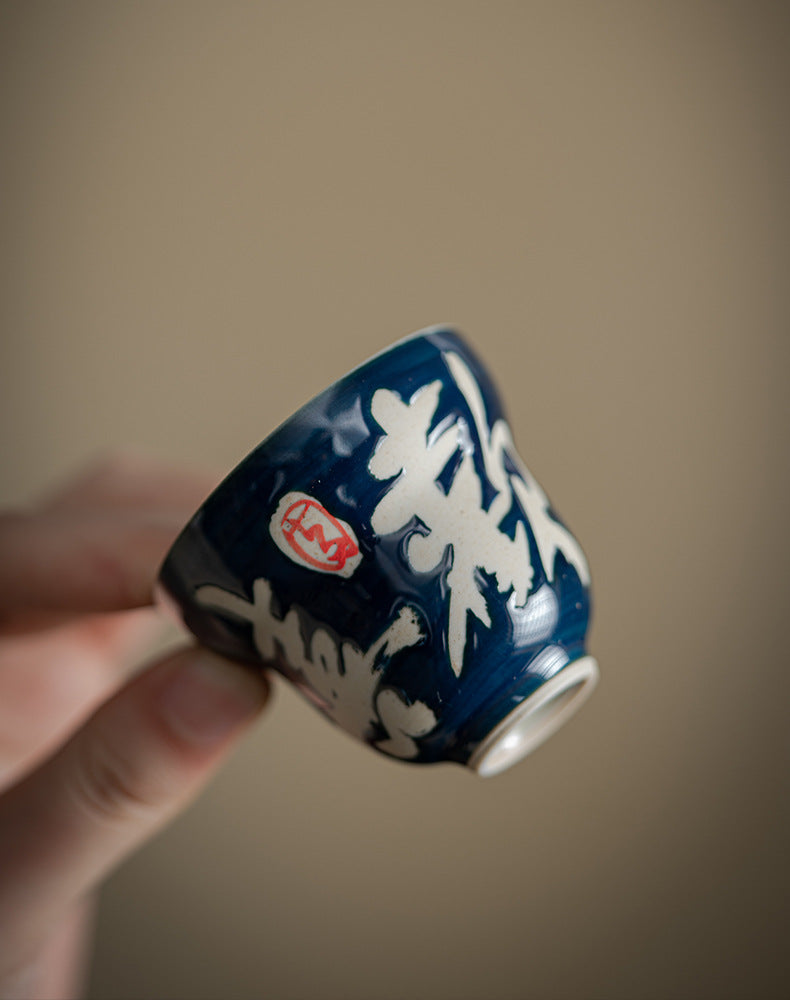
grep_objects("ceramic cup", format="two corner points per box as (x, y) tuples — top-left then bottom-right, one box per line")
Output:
(158, 327), (598, 775)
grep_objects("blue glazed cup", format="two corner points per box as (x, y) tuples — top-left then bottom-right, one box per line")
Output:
(158, 327), (598, 775)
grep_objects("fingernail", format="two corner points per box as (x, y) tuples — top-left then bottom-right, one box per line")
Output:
(158, 649), (268, 747)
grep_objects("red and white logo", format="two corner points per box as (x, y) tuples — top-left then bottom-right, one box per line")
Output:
(269, 492), (362, 578)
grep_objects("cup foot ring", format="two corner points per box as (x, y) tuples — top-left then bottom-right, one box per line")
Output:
(467, 656), (599, 777)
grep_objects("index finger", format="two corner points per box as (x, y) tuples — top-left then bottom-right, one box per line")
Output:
(37, 453), (219, 515)
(0, 509), (189, 629)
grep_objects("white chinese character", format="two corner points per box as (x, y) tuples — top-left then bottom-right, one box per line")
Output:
(195, 578), (436, 758)
(368, 350), (589, 677)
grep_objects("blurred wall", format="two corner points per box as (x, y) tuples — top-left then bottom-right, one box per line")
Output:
(1, 2), (789, 998)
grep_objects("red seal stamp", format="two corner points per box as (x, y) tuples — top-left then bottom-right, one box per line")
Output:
(270, 492), (362, 578)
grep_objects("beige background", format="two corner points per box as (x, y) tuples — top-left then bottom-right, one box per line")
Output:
(2, 2), (789, 998)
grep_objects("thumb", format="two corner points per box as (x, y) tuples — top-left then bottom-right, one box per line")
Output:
(0, 646), (269, 975)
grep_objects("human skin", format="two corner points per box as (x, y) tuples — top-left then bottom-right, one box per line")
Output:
(0, 455), (270, 998)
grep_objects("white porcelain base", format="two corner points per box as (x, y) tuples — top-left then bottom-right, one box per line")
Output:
(467, 656), (599, 777)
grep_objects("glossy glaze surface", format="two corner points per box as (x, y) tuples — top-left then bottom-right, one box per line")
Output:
(159, 328), (596, 770)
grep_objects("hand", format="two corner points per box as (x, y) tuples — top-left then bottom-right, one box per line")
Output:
(0, 456), (270, 999)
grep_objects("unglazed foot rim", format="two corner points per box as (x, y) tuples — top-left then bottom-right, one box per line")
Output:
(467, 656), (599, 777)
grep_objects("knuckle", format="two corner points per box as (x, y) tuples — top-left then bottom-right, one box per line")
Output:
(70, 733), (158, 827)
(82, 538), (140, 609)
